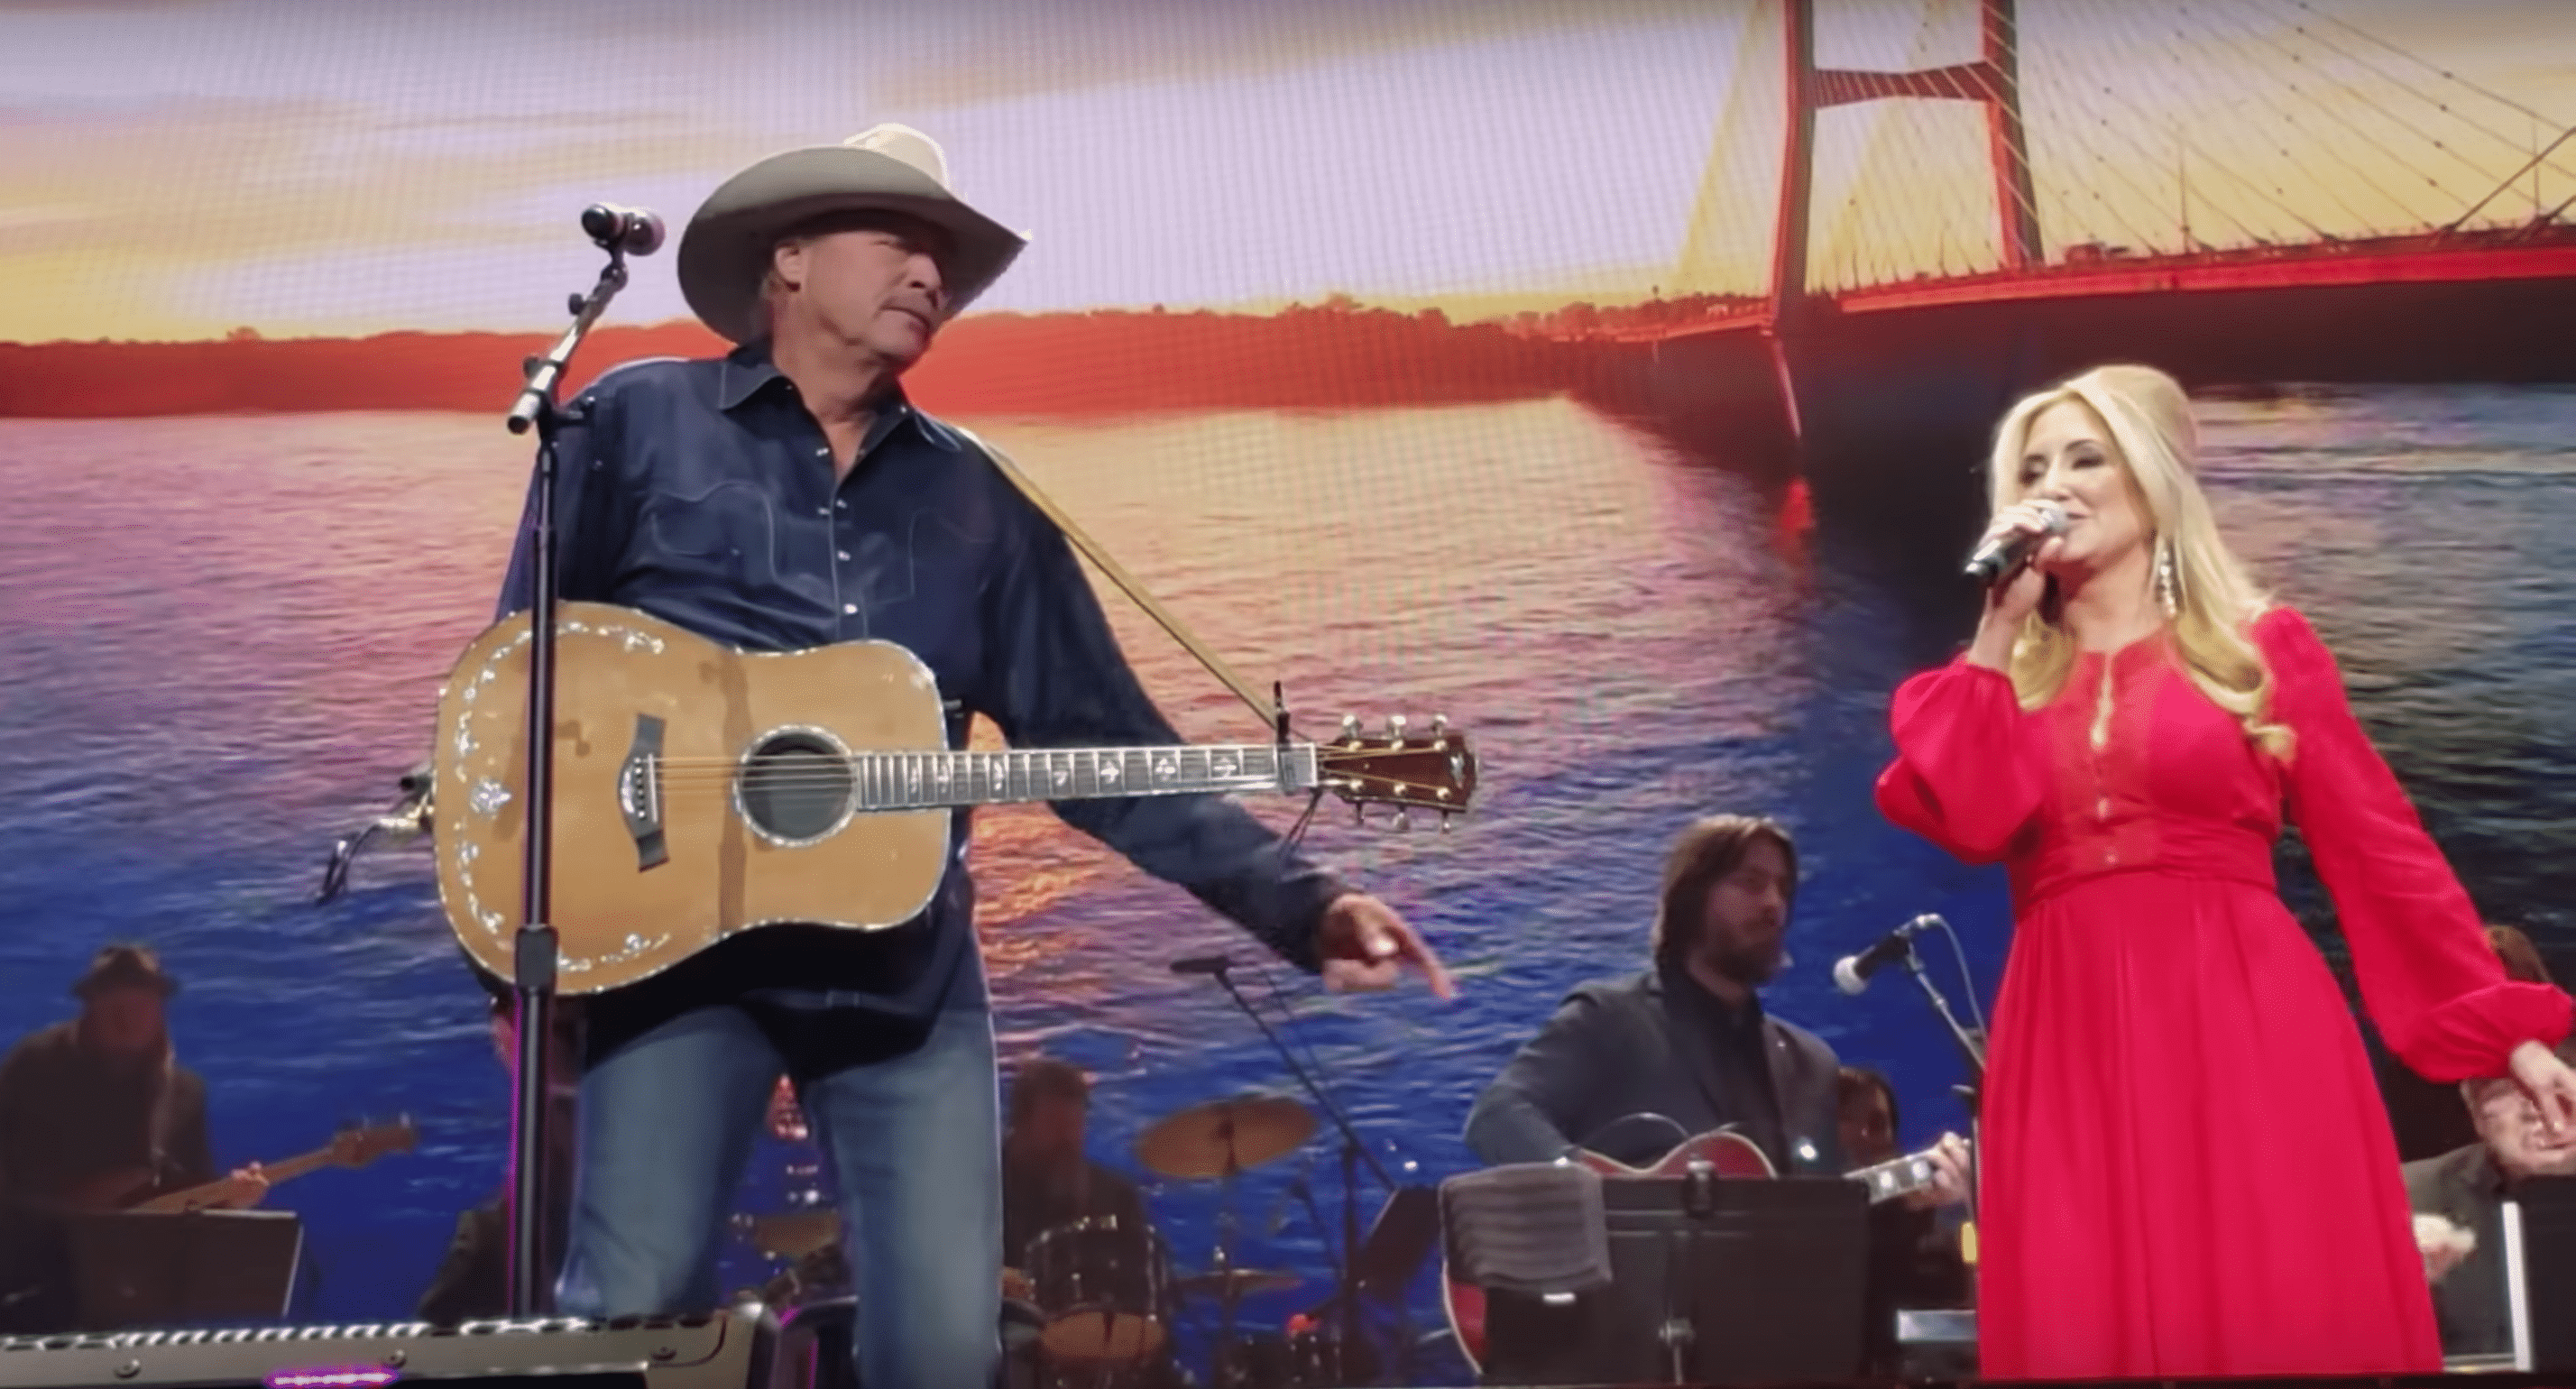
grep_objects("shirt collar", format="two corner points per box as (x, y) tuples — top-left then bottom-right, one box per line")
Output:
(1661, 959), (1768, 1034)
(716, 339), (961, 454)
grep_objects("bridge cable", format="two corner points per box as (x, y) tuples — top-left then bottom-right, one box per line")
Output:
(2074, 1), (2353, 244)
(2256, 0), (2549, 180)
(2287, 0), (2566, 127)
(2179, 0), (2498, 228)
(2019, 0), (2277, 253)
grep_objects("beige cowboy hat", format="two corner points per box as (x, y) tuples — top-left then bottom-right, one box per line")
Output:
(677, 123), (1027, 345)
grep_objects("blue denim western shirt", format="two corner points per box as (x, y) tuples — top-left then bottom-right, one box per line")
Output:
(496, 341), (1347, 1061)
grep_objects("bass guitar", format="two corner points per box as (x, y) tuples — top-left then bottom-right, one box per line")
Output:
(432, 602), (1477, 994)
(72, 1118), (417, 1215)
(1440, 1127), (1964, 1374)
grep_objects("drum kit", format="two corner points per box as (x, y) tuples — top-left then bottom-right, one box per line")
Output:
(740, 1090), (1366, 1389)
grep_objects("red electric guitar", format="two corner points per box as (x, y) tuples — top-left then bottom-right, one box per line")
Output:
(1438, 1127), (1967, 1374)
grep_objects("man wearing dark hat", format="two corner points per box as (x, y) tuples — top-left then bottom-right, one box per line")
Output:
(0, 944), (262, 1330)
(493, 124), (1450, 1386)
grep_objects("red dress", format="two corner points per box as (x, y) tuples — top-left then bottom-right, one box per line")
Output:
(1875, 605), (2571, 1379)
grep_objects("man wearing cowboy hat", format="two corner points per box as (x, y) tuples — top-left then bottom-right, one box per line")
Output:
(0, 944), (264, 1331)
(493, 124), (1449, 1385)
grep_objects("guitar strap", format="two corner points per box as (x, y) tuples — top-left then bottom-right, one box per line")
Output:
(947, 422), (1278, 727)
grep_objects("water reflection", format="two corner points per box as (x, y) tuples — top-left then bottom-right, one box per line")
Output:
(0, 384), (2570, 1382)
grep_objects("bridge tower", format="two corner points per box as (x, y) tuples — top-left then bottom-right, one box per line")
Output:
(1764, 0), (2041, 436)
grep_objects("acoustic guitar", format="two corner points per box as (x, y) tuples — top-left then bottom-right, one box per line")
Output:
(1439, 1127), (1965, 1374)
(431, 601), (1477, 994)
(72, 1118), (417, 1215)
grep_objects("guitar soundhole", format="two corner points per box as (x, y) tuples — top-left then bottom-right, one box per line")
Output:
(739, 731), (855, 843)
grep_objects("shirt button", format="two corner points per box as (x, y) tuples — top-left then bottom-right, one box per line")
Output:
(837, 550), (851, 561)
(815, 506), (829, 517)
(835, 500), (847, 511)
(2096, 796), (2111, 819)
(842, 603), (858, 616)
(814, 446), (829, 457)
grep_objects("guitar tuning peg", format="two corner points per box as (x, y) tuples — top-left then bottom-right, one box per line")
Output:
(1339, 713), (1359, 743)
(1394, 808), (1412, 833)
(1350, 801), (1366, 826)
(1439, 812), (1455, 834)
(1386, 714), (1408, 743)
(1431, 713), (1449, 740)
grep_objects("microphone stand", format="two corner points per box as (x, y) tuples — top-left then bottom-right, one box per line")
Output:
(497, 232), (634, 1318)
(1893, 945), (1987, 1250)
(1193, 962), (1395, 1381)
(1895, 947), (1985, 1080)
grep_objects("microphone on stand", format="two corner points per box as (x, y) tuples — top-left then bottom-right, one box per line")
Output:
(1964, 501), (2068, 583)
(580, 203), (666, 257)
(507, 205), (660, 435)
(1171, 953), (1234, 977)
(1833, 915), (1944, 997)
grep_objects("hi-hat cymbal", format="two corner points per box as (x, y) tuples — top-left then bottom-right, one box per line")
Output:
(1135, 1094), (1315, 1179)
(1174, 1267), (1302, 1298)
(745, 1210), (842, 1260)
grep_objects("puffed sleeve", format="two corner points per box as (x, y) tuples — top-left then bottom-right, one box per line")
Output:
(1872, 658), (2046, 864)
(2259, 605), (2571, 1080)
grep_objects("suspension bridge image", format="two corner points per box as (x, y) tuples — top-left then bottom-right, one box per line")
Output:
(1556, 0), (2576, 518)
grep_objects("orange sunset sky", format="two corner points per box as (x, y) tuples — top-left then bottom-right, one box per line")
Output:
(3, 0), (2570, 345)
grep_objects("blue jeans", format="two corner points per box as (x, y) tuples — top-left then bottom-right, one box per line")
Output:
(555, 1000), (1003, 1389)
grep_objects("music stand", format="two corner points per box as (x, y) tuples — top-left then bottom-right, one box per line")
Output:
(1478, 1173), (1871, 1386)
(2506, 1174), (2576, 1371)
(63, 1210), (301, 1330)
(1351, 1185), (1440, 1302)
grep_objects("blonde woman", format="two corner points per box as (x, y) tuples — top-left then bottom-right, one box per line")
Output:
(1873, 363), (2576, 1378)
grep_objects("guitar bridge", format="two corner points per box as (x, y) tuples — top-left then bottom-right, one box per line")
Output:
(619, 715), (668, 869)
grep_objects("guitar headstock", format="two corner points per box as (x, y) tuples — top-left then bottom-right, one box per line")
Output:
(1316, 713), (1477, 831)
(327, 1116), (419, 1170)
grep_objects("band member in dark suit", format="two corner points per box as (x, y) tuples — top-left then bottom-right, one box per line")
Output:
(1465, 814), (1968, 1191)
(2405, 1035), (2576, 1358)
(1462, 814), (1967, 1375)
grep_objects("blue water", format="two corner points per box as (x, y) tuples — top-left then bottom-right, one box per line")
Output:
(3, 384), (2572, 1382)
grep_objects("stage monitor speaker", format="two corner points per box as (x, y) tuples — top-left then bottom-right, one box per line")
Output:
(0, 1310), (768, 1389)
(1477, 1173), (1870, 1385)
(62, 1212), (301, 1332)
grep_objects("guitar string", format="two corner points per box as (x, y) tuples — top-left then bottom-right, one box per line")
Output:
(463, 751), (1442, 800)
(527, 750), (1430, 791)
(590, 770), (1439, 796)
(608, 752), (1308, 773)
(629, 765), (1330, 788)
(587, 761), (1435, 793)
(633, 756), (1293, 774)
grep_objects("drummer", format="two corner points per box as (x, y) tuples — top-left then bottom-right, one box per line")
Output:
(1000, 1057), (1155, 1273)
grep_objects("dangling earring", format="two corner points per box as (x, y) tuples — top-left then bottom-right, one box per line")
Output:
(2154, 537), (2180, 620)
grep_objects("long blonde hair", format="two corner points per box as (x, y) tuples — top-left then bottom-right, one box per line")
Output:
(1986, 363), (2292, 759)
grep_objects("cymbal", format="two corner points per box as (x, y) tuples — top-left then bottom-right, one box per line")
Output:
(1135, 1094), (1315, 1179)
(744, 1209), (842, 1260)
(1175, 1267), (1302, 1297)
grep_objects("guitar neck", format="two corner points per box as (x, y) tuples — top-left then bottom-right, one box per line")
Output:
(837, 742), (1322, 812)
(134, 1146), (333, 1213)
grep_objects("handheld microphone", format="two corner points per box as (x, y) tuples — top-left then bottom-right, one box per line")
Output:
(1963, 501), (2067, 584)
(1170, 953), (1233, 976)
(581, 203), (666, 257)
(1833, 914), (1943, 996)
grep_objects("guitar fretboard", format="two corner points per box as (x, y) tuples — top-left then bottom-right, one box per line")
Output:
(836, 743), (1320, 811)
